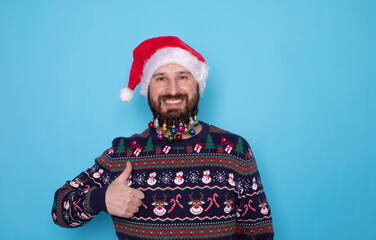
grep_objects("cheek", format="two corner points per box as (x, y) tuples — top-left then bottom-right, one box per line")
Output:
(149, 86), (162, 100)
(182, 85), (198, 99)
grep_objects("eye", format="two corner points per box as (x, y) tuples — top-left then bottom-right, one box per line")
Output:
(178, 75), (188, 80)
(156, 77), (165, 81)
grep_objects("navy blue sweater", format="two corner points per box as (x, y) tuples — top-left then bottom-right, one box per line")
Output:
(52, 122), (274, 239)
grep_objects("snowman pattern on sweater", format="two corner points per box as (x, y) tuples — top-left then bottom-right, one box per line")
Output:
(174, 169), (184, 185)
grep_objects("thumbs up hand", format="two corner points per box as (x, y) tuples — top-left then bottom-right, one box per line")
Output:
(105, 162), (145, 218)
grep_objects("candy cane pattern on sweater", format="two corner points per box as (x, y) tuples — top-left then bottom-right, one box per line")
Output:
(213, 193), (220, 208)
(168, 198), (176, 214)
(248, 199), (256, 212)
(204, 197), (213, 212)
(176, 194), (184, 209)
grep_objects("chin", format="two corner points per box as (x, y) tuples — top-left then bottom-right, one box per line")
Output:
(163, 109), (186, 119)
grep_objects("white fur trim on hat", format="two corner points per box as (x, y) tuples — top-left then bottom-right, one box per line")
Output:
(139, 47), (208, 98)
(120, 87), (134, 102)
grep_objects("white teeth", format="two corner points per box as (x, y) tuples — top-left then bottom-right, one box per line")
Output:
(165, 99), (183, 104)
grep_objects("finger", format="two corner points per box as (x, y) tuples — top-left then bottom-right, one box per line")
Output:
(127, 205), (140, 213)
(131, 199), (143, 207)
(122, 211), (134, 218)
(132, 189), (145, 199)
(115, 161), (133, 182)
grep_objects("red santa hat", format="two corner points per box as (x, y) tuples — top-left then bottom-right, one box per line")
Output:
(120, 36), (209, 102)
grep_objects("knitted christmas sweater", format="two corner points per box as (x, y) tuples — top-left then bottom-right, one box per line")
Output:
(52, 122), (274, 239)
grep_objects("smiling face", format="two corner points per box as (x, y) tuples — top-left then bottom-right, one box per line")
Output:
(148, 64), (199, 124)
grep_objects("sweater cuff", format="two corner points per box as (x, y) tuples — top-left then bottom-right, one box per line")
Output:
(87, 186), (108, 213)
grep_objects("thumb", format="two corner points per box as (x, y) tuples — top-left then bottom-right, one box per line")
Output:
(115, 161), (132, 182)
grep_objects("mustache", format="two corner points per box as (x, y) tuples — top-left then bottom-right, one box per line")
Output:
(158, 94), (188, 102)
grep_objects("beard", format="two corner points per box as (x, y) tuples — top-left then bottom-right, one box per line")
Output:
(148, 88), (199, 126)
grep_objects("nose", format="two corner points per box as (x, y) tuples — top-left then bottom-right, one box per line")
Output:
(166, 79), (180, 95)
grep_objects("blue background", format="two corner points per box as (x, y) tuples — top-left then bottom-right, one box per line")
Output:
(1, 0), (375, 239)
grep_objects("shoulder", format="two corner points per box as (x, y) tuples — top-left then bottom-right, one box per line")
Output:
(208, 124), (250, 145)
(110, 129), (151, 148)
(206, 123), (254, 160)
(111, 128), (150, 146)
(95, 129), (151, 167)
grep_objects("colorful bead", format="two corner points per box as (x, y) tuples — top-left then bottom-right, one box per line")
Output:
(177, 125), (184, 133)
(194, 115), (199, 126)
(162, 122), (168, 133)
(154, 118), (159, 128)
(189, 128), (196, 136)
(157, 134), (164, 140)
(176, 134), (182, 141)
(167, 135), (174, 142)
(153, 118), (197, 140)
(189, 116), (195, 127)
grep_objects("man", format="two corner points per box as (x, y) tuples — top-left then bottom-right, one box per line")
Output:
(52, 36), (274, 239)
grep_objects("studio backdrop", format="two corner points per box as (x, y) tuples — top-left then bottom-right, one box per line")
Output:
(0, 0), (375, 239)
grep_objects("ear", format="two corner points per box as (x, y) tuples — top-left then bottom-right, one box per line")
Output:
(188, 201), (192, 205)
(201, 201), (205, 204)
(152, 202), (156, 206)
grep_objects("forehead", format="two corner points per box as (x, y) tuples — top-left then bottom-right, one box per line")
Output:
(153, 64), (191, 75)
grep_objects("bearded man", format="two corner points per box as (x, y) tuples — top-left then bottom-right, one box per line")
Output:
(52, 36), (274, 240)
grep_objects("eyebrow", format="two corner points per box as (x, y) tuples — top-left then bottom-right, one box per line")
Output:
(152, 72), (165, 77)
(177, 71), (192, 75)
(152, 71), (192, 78)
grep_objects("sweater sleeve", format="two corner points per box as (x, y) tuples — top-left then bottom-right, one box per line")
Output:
(236, 140), (274, 240)
(51, 153), (113, 228)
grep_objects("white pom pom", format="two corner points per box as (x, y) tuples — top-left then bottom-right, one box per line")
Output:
(120, 88), (134, 102)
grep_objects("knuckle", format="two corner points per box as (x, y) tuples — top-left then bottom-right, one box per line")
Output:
(121, 209), (129, 216)
(124, 197), (132, 204)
